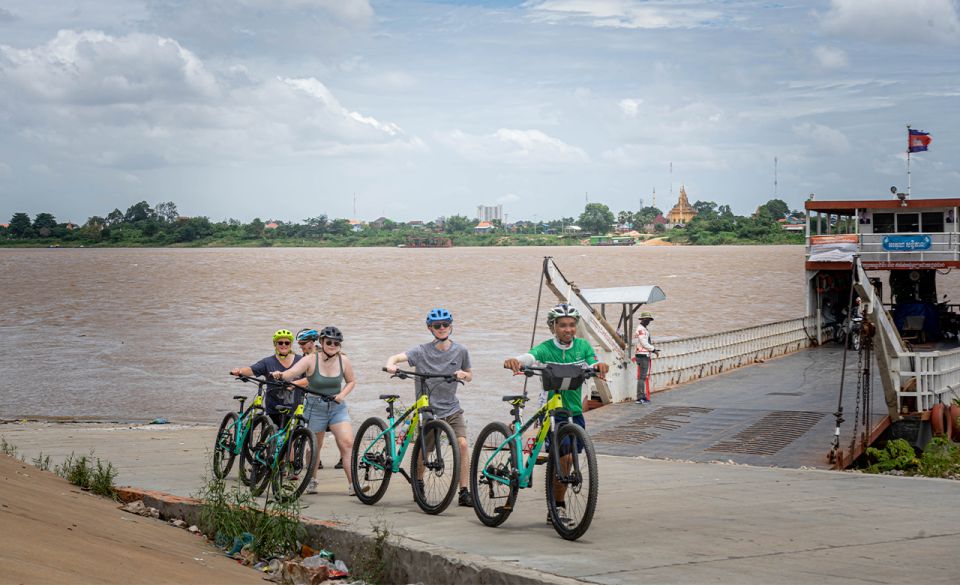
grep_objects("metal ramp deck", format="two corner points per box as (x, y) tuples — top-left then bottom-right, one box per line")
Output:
(586, 344), (888, 469)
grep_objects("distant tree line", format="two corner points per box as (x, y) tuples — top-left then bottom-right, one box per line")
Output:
(1, 197), (803, 246)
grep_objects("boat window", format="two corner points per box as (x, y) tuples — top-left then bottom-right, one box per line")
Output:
(873, 213), (895, 233)
(896, 213), (920, 233)
(922, 212), (944, 233)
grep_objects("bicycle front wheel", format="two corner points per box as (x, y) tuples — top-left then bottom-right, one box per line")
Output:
(212, 412), (239, 479)
(351, 417), (392, 505)
(411, 419), (460, 515)
(239, 413), (272, 487)
(271, 426), (318, 502)
(470, 421), (518, 527)
(545, 423), (598, 541)
(245, 414), (277, 497)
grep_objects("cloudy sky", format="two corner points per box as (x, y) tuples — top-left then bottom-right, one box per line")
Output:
(1, 0), (958, 224)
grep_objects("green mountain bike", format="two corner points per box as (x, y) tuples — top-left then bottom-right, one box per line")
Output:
(470, 364), (600, 541)
(351, 368), (461, 514)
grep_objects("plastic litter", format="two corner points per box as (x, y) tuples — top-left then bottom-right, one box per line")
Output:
(301, 554), (335, 570)
(228, 532), (255, 556)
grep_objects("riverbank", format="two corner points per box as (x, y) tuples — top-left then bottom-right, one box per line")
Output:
(3, 420), (958, 584)
(0, 452), (264, 585)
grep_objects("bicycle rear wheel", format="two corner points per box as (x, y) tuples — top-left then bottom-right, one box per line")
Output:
(545, 423), (598, 541)
(239, 413), (271, 486)
(245, 414), (277, 497)
(470, 421), (518, 527)
(351, 417), (392, 505)
(212, 412), (238, 479)
(411, 419), (460, 514)
(271, 426), (318, 502)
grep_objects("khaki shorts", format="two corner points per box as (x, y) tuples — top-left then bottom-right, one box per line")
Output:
(441, 410), (467, 439)
(421, 410), (467, 453)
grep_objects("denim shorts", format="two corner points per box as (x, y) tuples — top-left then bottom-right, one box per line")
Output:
(303, 396), (350, 433)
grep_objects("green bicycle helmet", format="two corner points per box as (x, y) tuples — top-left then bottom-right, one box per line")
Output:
(272, 329), (294, 343)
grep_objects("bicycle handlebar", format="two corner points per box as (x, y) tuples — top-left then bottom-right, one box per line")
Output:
(508, 364), (600, 379)
(382, 366), (464, 385)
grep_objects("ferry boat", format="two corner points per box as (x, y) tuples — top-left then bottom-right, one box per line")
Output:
(589, 235), (636, 246)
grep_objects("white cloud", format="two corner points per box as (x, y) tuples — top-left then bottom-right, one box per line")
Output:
(619, 98), (642, 118)
(0, 30), (219, 105)
(443, 128), (588, 165)
(792, 122), (851, 156)
(812, 46), (848, 69)
(821, 0), (960, 44)
(0, 30), (417, 170)
(601, 143), (730, 170)
(526, 0), (724, 29)
(497, 193), (521, 204)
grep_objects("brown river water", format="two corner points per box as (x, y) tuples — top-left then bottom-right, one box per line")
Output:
(2, 245), (815, 425)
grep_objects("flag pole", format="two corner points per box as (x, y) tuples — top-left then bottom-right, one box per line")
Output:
(906, 124), (912, 198)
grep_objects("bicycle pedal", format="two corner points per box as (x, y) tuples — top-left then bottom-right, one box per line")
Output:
(494, 505), (512, 513)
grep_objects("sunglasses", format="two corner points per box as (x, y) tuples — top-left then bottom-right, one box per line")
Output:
(275, 340), (291, 346)
(297, 340), (314, 346)
(323, 340), (341, 347)
(430, 322), (452, 330)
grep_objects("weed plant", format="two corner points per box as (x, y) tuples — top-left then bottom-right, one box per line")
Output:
(0, 436), (18, 457)
(32, 452), (52, 472)
(196, 474), (305, 560)
(54, 451), (119, 499)
(350, 518), (395, 585)
(918, 437), (960, 478)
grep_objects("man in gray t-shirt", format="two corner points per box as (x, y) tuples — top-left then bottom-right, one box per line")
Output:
(384, 307), (474, 507)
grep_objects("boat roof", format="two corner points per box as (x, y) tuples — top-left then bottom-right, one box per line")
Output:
(581, 286), (666, 305)
(806, 197), (960, 214)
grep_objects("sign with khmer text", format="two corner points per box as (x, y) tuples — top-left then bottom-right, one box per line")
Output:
(881, 235), (931, 251)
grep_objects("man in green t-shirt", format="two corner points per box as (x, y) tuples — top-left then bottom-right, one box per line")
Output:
(504, 303), (608, 526)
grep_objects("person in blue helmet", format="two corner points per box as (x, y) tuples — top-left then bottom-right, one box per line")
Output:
(385, 308), (474, 507)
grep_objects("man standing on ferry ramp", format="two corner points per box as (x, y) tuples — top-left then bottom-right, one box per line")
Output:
(634, 312), (658, 404)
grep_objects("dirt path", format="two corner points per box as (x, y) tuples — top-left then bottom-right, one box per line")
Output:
(0, 454), (263, 585)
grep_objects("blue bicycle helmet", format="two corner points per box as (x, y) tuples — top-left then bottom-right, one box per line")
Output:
(425, 308), (453, 324)
(296, 328), (319, 342)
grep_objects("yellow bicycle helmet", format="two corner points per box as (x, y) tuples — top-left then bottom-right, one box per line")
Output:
(272, 329), (294, 343)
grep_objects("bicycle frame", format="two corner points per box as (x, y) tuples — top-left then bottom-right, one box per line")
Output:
(482, 392), (565, 489)
(360, 393), (430, 474)
(217, 385), (266, 456)
(255, 402), (307, 470)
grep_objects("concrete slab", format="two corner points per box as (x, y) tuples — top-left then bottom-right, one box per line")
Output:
(2, 421), (957, 585)
(589, 345), (889, 468)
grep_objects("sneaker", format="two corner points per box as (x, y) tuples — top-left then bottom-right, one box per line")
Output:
(348, 483), (370, 496)
(458, 487), (474, 507)
(305, 479), (319, 495)
(334, 458), (343, 470)
(635, 398), (650, 405)
(547, 505), (575, 527)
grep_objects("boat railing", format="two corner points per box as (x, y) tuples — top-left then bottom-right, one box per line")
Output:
(650, 317), (824, 391)
(805, 232), (960, 263)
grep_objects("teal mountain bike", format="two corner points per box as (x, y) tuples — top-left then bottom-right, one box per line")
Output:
(244, 386), (321, 502)
(212, 375), (270, 485)
(351, 368), (461, 514)
(470, 364), (600, 541)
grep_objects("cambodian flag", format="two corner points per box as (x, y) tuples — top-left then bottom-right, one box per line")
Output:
(908, 129), (932, 153)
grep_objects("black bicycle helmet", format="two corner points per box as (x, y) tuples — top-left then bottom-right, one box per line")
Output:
(319, 326), (343, 342)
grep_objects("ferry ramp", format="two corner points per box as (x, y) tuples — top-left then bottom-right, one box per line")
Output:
(586, 344), (888, 469)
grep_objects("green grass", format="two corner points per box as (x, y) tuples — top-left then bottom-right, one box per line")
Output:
(54, 451), (119, 499)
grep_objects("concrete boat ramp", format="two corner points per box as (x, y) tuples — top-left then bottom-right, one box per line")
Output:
(589, 344), (888, 469)
(3, 349), (957, 585)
